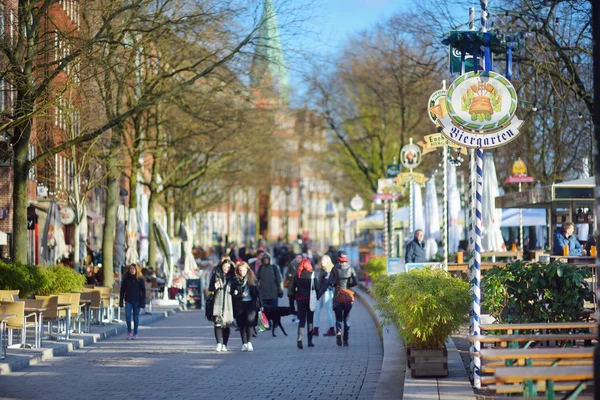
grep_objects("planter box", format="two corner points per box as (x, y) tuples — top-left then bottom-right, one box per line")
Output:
(408, 347), (449, 378)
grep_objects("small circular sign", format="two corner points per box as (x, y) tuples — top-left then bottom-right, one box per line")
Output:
(59, 206), (75, 225)
(427, 89), (447, 124)
(400, 142), (422, 170)
(446, 71), (518, 132)
(350, 195), (364, 211)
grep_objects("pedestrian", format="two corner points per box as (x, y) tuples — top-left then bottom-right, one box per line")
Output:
(249, 249), (264, 275)
(257, 252), (283, 308)
(313, 255), (335, 337)
(209, 259), (235, 352)
(405, 229), (426, 263)
(330, 251), (357, 346)
(119, 264), (146, 340)
(231, 261), (262, 352)
(289, 258), (319, 349)
(285, 253), (302, 322)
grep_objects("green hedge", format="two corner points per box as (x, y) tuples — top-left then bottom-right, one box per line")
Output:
(372, 267), (470, 350)
(365, 257), (386, 281)
(0, 262), (86, 298)
(482, 260), (593, 323)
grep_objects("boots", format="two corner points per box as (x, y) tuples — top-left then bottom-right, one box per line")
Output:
(312, 327), (319, 336)
(343, 338), (349, 346)
(308, 325), (314, 347)
(336, 329), (342, 346)
(323, 327), (335, 336)
(297, 328), (303, 349)
(343, 326), (350, 346)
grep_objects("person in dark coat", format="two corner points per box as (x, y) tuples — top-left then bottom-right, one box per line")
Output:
(209, 259), (235, 352)
(257, 253), (283, 307)
(119, 264), (146, 340)
(231, 261), (262, 352)
(285, 253), (302, 322)
(405, 229), (426, 263)
(329, 251), (357, 346)
(289, 258), (319, 349)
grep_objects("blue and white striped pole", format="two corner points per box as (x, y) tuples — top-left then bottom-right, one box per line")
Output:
(473, 148), (484, 389)
(468, 148), (476, 380)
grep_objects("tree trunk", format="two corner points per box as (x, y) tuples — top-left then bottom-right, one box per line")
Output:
(12, 124), (30, 264)
(101, 129), (122, 287)
(147, 191), (157, 268)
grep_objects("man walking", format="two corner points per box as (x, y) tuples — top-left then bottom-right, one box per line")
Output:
(257, 253), (283, 307)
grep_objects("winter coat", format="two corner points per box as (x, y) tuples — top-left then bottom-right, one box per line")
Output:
(329, 262), (358, 306)
(405, 238), (426, 263)
(209, 269), (234, 326)
(119, 275), (146, 307)
(231, 275), (262, 311)
(289, 270), (319, 301)
(285, 259), (300, 298)
(258, 261), (283, 300)
(317, 270), (332, 299)
(553, 229), (583, 256)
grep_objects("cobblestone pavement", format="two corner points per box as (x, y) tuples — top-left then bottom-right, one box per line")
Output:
(0, 300), (382, 400)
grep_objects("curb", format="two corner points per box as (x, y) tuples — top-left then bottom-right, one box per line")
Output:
(0, 306), (182, 375)
(354, 283), (407, 400)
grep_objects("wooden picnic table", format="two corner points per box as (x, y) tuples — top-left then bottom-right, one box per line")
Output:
(0, 314), (16, 359)
(469, 333), (596, 343)
(480, 322), (596, 331)
(494, 365), (592, 384)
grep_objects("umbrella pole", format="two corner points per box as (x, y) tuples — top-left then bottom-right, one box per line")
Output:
(443, 144), (449, 270)
(383, 199), (389, 258)
(472, 147), (484, 389)
(409, 174), (414, 237)
(519, 183), (523, 252)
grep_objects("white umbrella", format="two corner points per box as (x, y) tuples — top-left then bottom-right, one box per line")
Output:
(424, 178), (440, 260)
(412, 181), (425, 232)
(138, 193), (149, 264)
(114, 205), (126, 275)
(179, 222), (197, 278)
(125, 208), (139, 265)
(153, 219), (173, 298)
(481, 153), (506, 252)
(448, 163), (462, 253)
(41, 201), (66, 265)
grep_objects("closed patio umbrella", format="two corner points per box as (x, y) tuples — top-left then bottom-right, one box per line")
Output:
(481, 153), (506, 252)
(424, 178), (440, 260)
(125, 208), (139, 266)
(41, 201), (66, 265)
(448, 164), (462, 253)
(138, 193), (149, 265)
(412, 181), (425, 233)
(179, 222), (197, 278)
(153, 219), (173, 299)
(79, 206), (88, 264)
(114, 205), (126, 278)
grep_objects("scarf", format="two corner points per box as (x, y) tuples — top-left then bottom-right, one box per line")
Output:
(213, 275), (233, 326)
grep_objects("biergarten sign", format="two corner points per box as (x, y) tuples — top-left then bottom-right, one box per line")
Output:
(400, 139), (422, 170)
(437, 71), (523, 149)
(418, 133), (467, 155)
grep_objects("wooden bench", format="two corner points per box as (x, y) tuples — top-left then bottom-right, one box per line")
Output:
(493, 365), (592, 399)
(479, 347), (593, 374)
(469, 333), (596, 345)
(480, 322), (597, 332)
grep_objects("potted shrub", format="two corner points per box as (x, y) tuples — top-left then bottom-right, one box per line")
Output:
(364, 257), (386, 282)
(373, 267), (470, 378)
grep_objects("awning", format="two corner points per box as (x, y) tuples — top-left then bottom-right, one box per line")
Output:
(0, 231), (7, 246)
(495, 176), (595, 209)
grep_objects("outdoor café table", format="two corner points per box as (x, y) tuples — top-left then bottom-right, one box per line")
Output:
(56, 304), (71, 340)
(24, 307), (47, 348)
(0, 314), (16, 359)
(549, 255), (595, 264)
(79, 299), (91, 333)
(480, 347), (594, 365)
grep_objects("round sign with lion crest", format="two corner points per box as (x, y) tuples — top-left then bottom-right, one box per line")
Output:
(446, 71), (518, 132)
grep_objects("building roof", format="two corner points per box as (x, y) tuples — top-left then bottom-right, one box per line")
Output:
(250, 0), (290, 103)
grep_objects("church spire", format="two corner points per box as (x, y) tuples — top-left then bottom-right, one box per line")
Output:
(250, 0), (290, 104)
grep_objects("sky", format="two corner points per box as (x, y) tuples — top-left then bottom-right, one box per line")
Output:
(283, 0), (413, 105)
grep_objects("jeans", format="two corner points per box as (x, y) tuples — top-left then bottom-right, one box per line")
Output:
(296, 299), (314, 341)
(334, 303), (353, 339)
(262, 298), (278, 307)
(314, 288), (335, 328)
(125, 301), (141, 334)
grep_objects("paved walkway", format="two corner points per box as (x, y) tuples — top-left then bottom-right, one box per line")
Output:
(0, 301), (382, 400)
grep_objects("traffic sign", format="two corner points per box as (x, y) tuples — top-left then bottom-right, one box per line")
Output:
(386, 164), (401, 178)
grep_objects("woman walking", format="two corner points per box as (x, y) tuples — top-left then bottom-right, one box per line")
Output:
(285, 253), (302, 323)
(119, 264), (146, 340)
(231, 262), (262, 352)
(330, 251), (358, 346)
(313, 255), (335, 337)
(209, 259), (235, 352)
(289, 258), (319, 349)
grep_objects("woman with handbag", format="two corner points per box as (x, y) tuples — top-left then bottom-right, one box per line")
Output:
(313, 255), (336, 337)
(209, 259), (235, 352)
(289, 258), (319, 349)
(231, 261), (262, 352)
(330, 251), (358, 347)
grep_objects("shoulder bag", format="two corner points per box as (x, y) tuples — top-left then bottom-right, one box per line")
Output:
(333, 267), (355, 304)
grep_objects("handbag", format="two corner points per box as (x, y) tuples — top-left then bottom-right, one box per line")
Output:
(333, 267), (355, 304)
(309, 272), (317, 311)
(204, 292), (215, 321)
(283, 277), (292, 289)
